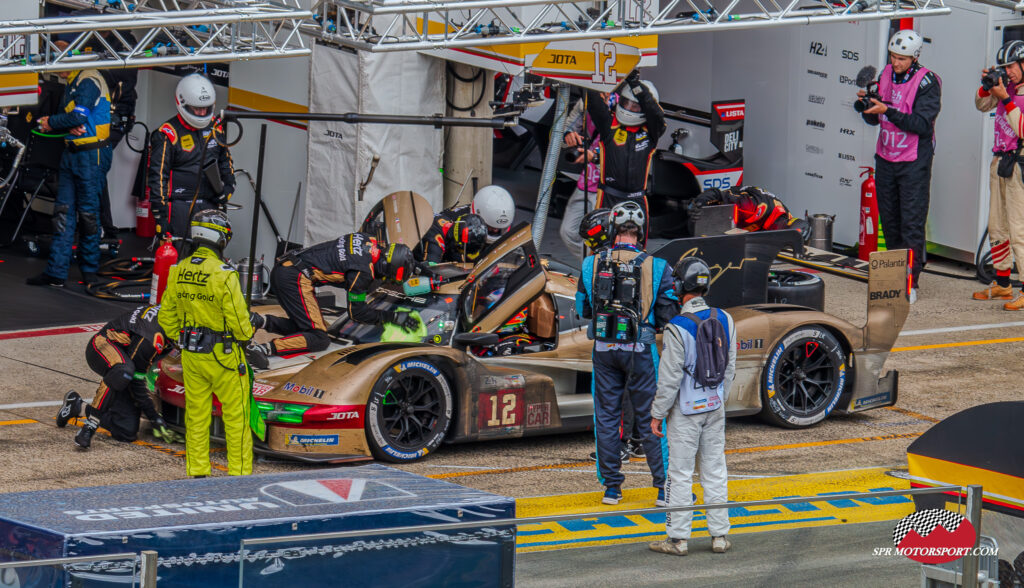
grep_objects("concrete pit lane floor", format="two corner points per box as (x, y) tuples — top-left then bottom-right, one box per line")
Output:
(0, 254), (1017, 585)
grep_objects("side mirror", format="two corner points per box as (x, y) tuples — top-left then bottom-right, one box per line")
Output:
(453, 332), (499, 347)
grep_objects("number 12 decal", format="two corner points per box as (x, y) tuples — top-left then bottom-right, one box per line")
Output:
(591, 42), (618, 84)
(479, 390), (524, 429)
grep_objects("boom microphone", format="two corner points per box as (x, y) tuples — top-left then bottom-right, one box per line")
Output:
(855, 66), (877, 89)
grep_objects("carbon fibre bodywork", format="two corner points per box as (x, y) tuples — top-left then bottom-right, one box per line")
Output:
(156, 222), (910, 463)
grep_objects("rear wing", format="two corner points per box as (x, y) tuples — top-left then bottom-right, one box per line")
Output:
(862, 249), (912, 352)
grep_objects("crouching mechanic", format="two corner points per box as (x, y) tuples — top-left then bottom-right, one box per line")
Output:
(587, 71), (665, 234)
(158, 210), (255, 477)
(56, 304), (181, 448)
(974, 40), (1024, 308)
(649, 257), (736, 557)
(689, 186), (810, 238)
(249, 235), (415, 360)
(576, 201), (678, 506)
(415, 212), (489, 264)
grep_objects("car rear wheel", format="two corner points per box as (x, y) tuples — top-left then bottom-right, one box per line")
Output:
(365, 359), (453, 462)
(760, 326), (846, 428)
(767, 269), (825, 311)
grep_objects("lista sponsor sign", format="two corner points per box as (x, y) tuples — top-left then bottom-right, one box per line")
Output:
(838, 152), (856, 162)
(714, 102), (746, 121)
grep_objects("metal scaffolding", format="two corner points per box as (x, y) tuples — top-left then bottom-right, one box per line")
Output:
(306, 0), (951, 53)
(0, 2), (310, 73)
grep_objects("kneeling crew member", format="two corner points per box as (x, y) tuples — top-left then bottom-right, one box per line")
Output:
(587, 71), (665, 235)
(158, 210), (255, 477)
(415, 213), (489, 264)
(148, 74), (235, 239)
(576, 201), (678, 506)
(690, 186), (810, 238)
(57, 304), (178, 448)
(252, 235), (415, 358)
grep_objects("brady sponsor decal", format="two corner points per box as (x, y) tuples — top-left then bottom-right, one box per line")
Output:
(809, 41), (828, 56)
(714, 102), (746, 122)
(869, 289), (903, 300)
(806, 119), (825, 130)
(806, 144), (824, 155)
(806, 69), (828, 79)
(841, 49), (860, 62)
(804, 171), (824, 180)
(287, 434), (339, 446)
(838, 152), (856, 162)
(808, 94), (826, 105)
(840, 127), (856, 136)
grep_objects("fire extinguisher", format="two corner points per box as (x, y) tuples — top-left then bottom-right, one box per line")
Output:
(150, 236), (177, 304)
(858, 166), (878, 261)
(136, 199), (155, 238)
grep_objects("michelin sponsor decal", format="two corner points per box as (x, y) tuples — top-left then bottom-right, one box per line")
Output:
(287, 434), (339, 446)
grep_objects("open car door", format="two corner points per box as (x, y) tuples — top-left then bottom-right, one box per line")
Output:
(458, 223), (546, 336)
(359, 191), (434, 248)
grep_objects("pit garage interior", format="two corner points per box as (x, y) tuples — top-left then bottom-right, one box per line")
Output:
(0, 0), (1023, 586)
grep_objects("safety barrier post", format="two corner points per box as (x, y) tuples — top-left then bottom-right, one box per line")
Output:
(139, 550), (158, 587)
(961, 484), (983, 588)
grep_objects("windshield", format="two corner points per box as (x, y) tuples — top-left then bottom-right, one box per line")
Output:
(331, 284), (459, 346)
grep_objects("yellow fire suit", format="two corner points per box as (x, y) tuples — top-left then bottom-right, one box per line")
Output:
(158, 246), (254, 476)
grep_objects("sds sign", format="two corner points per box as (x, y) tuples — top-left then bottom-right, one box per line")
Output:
(841, 50), (860, 61)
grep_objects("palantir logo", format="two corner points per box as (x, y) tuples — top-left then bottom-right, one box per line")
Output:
(892, 509), (977, 564)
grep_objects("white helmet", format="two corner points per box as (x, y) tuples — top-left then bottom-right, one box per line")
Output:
(616, 81), (660, 127)
(609, 201), (646, 242)
(472, 185), (515, 242)
(175, 73), (216, 129)
(888, 30), (923, 59)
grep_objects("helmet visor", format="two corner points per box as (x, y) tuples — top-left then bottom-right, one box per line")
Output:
(186, 104), (211, 118)
(618, 97), (642, 113)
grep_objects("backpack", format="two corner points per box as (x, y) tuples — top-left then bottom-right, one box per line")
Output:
(681, 309), (729, 389)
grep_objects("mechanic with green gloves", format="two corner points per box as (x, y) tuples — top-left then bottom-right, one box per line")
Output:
(56, 304), (181, 449)
(158, 210), (255, 477)
(249, 235), (417, 360)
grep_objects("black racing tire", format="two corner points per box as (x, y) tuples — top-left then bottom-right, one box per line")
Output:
(767, 269), (825, 311)
(365, 358), (453, 463)
(760, 326), (847, 428)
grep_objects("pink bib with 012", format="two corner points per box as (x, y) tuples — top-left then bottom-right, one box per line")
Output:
(876, 64), (934, 162)
(994, 83), (1024, 153)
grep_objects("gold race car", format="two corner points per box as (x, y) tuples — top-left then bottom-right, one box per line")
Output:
(156, 194), (910, 464)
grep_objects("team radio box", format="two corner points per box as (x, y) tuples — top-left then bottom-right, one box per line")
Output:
(0, 465), (515, 587)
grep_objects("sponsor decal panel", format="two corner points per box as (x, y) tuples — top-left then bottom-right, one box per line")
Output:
(806, 144), (824, 155)
(838, 152), (856, 162)
(806, 119), (826, 130)
(287, 434), (339, 446)
(840, 177), (854, 187)
(841, 49), (860, 61)
(840, 127), (856, 136)
(808, 41), (828, 56)
(807, 69), (828, 79)
(804, 172), (824, 180)
(808, 94), (826, 105)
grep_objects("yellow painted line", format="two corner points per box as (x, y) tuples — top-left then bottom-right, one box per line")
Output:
(516, 467), (914, 552)
(0, 419), (38, 426)
(892, 336), (1024, 352)
(884, 406), (940, 423)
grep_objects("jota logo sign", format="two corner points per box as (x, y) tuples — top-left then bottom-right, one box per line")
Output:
(892, 509), (977, 564)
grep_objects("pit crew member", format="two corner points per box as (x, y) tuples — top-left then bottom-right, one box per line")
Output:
(158, 210), (255, 477)
(576, 201), (677, 506)
(250, 235), (415, 358)
(56, 304), (180, 449)
(415, 212), (489, 264)
(147, 74), (235, 239)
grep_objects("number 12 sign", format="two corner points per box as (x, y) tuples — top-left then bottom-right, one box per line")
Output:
(529, 40), (641, 92)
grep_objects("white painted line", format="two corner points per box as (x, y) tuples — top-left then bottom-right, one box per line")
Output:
(901, 320), (1024, 337)
(0, 398), (93, 410)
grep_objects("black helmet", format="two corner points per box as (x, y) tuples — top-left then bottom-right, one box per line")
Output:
(451, 213), (488, 260)
(672, 256), (712, 296)
(376, 243), (414, 282)
(578, 208), (612, 251)
(997, 40), (1024, 67)
(609, 201), (646, 242)
(190, 209), (232, 251)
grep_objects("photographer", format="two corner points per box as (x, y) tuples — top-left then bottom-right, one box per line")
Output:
(974, 41), (1024, 309)
(858, 30), (941, 304)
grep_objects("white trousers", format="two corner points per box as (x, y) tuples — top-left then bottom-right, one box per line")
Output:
(664, 405), (730, 539)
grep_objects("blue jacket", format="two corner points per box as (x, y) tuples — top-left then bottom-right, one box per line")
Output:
(575, 243), (678, 344)
(49, 70), (111, 149)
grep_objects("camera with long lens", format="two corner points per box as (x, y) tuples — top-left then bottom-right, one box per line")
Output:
(981, 66), (1010, 92)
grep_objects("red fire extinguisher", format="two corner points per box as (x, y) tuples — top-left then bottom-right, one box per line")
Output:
(858, 166), (878, 261)
(136, 199), (155, 238)
(150, 236), (177, 304)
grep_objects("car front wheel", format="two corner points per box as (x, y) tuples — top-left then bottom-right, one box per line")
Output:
(365, 359), (453, 462)
(760, 326), (846, 428)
